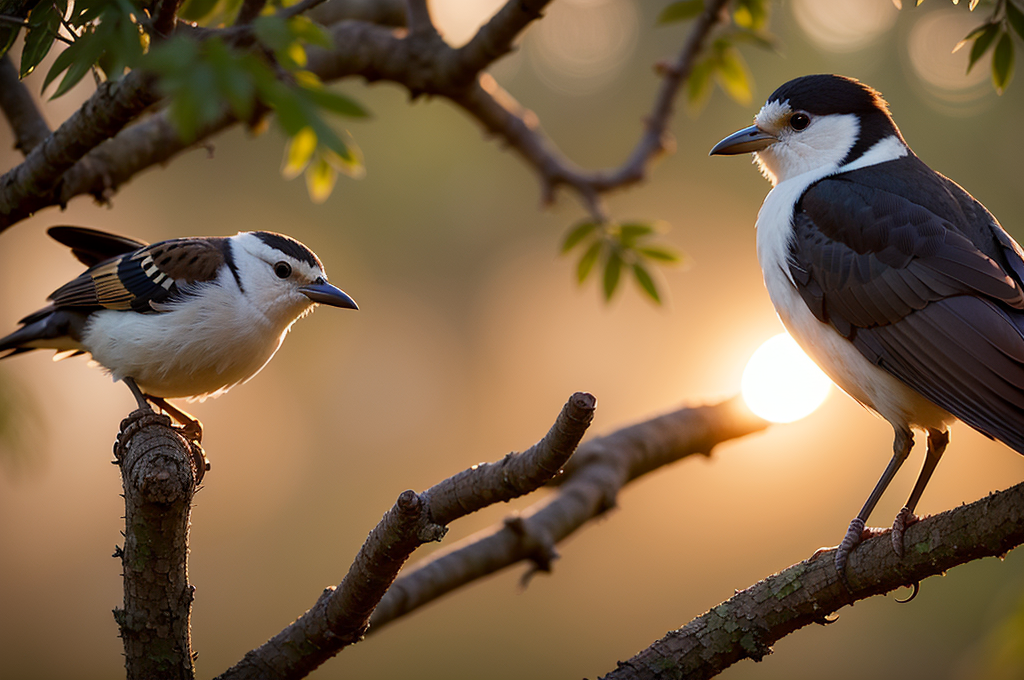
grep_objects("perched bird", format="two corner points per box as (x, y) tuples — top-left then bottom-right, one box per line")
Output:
(0, 226), (358, 448)
(711, 74), (1024, 585)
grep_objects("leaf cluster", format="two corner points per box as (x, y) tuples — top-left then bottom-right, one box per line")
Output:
(658, 0), (775, 111)
(5, 0), (370, 202)
(561, 220), (685, 304)
(919, 0), (1024, 94)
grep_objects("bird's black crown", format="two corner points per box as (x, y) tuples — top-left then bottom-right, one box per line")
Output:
(768, 74), (890, 117)
(252, 231), (323, 270)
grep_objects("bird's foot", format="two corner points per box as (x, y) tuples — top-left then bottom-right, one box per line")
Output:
(188, 441), (210, 485)
(891, 506), (920, 558)
(810, 518), (889, 591)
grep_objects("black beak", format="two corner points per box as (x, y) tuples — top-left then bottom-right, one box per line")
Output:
(299, 279), (358, 309)
(710, 125), (778, 156)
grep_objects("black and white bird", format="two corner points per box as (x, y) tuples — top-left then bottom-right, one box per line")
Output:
(711, 74), (1024, 585)
(0, 227), (357, 443)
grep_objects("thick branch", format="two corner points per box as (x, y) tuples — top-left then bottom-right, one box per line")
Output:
(113, 410), (204, 680)
(369, 397), (768, 631)
(217, 392), (596, 680)
(0, 54), (50, 155)
(599, 479), (1024, 679)
(0, 68), (159, 228)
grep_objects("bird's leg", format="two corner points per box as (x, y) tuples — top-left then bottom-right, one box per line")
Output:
(833, 427), (914, 589)
(123, 377), (153, 412)
(120, 379), (209, 481)
(892, 428), (948, 557)
(145, 396), (203, 444)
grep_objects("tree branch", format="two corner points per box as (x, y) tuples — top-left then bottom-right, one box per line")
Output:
(368, 397), (769, 632)
(0, 54), (51, 155)
(112, 409), (204, 680)
(0, 68), (159, 229)
(598, 478), (1024, 679)
(216, 392), (597, 680)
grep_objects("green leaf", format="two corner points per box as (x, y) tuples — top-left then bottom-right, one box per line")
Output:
(577, 241), (602, 283)
(657, 0), (703, 24)
(968, 23), (999, 73)
(733, 0), (768, 31)
(993, 31), (1014, 94)
(283, 126), (317, 179)
(686, 57), (716, 111)
(728, 27), (777, 51)
(252, 15), (292, 53)
(637, 245), (682, 263)
(321, 139), (364, 178)
(300, 82), (370, 118)
(715, 46), (753, 105)
(1007, 1), (1024, 43)
(953, 22), (993, 53)
(21, 0), (67, 77)
(305, 154), (337, 203)
(632, 263), (661, 304)
(602, 250), (623, 301)
(618, 222), (655, 246)
(561, 220), (600, 253)
(0, 24), (19, 61)
(288, 15), (332, 48)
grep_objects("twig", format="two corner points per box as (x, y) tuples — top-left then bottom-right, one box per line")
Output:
(403, 0), (434, 36)
(369, 397), (768, 631)
(598, 478), (1024, 679)
(216, 392), (597, 680)
(0, 55), (51, 155)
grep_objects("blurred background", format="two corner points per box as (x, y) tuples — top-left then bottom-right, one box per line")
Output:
(2, 0), (1024, 678)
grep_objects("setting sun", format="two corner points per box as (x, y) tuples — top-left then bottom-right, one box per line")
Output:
(742, 333), (832, 423)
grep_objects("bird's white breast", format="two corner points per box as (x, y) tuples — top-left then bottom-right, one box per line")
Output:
(82, 268), (310, 400)
(755, 141), (953, 432)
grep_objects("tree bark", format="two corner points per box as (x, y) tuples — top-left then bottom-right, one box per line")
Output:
(113, 410), (202, 680)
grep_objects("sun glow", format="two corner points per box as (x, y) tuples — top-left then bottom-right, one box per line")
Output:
(742, 333), (831, 423)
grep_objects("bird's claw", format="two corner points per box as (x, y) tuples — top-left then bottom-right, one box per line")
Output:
(891, 506), (919, 558)
(188, 440), (210, 485)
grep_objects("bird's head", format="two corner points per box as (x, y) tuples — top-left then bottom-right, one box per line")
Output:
(710, 74), (905, 185)
(229, 231), (357, 325)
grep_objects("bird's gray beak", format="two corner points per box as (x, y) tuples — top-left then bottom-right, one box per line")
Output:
(709, 125), (778, 156)
(300, 279), (358, 309)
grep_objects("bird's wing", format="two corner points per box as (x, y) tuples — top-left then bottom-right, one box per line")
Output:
(47, 238), (228, 313)
(47, 226), (150, 267)
(790, 166), (1024, 452)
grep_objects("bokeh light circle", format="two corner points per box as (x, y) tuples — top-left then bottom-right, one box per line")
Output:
(742, 333), (831, 423)
(791, 0), (898, 53)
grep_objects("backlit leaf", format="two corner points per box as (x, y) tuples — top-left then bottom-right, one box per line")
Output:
(637, 245), (682, 263)
(561, 220), (600, 253)
(993, 31), (1014, 94)
(305, 155), (337, 203)
(632, 263), (661, 304)
(577, 241), (602, 283)
(715, 46), (753, 105)
(967, 23), (999, 72)
(283, 126), (317, 179)
(21, 0), (67, 77)
(657, 0), (703, 24)
(602, 250), (623, 300)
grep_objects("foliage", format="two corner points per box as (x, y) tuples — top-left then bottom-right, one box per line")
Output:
(561, 220), (685, 303)
(2, 0), (368, 202)
(941, 0), (1024, 94)
(659, 0), (775, 112)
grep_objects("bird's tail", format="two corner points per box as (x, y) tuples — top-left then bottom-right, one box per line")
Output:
(0, 308), (88, 359)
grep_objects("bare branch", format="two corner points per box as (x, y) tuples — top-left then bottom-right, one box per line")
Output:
(0, 55), (51, 155)
(0, 69), (159, 230)
(112, 409), (204, 680)
(369, 397), (768, 631)
(217, 392), (596, 680)
(403, 0), (434, 36)
(454, 0), (550, 77)
(306, 0), (407, 27)
(599, 479), (1024, 680)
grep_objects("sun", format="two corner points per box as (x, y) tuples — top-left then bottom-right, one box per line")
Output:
(742, 333), (832, 423)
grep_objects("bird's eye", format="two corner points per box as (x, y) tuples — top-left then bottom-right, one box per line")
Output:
(790, 113), (811, 131)
(273, 261), (292, 279)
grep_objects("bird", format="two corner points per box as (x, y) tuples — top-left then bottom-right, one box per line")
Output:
(710, 73), (1024, 587)
(0, 226), (358, 457)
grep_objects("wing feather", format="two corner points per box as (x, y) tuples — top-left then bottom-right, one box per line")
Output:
(790, 157), (1024, 453)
